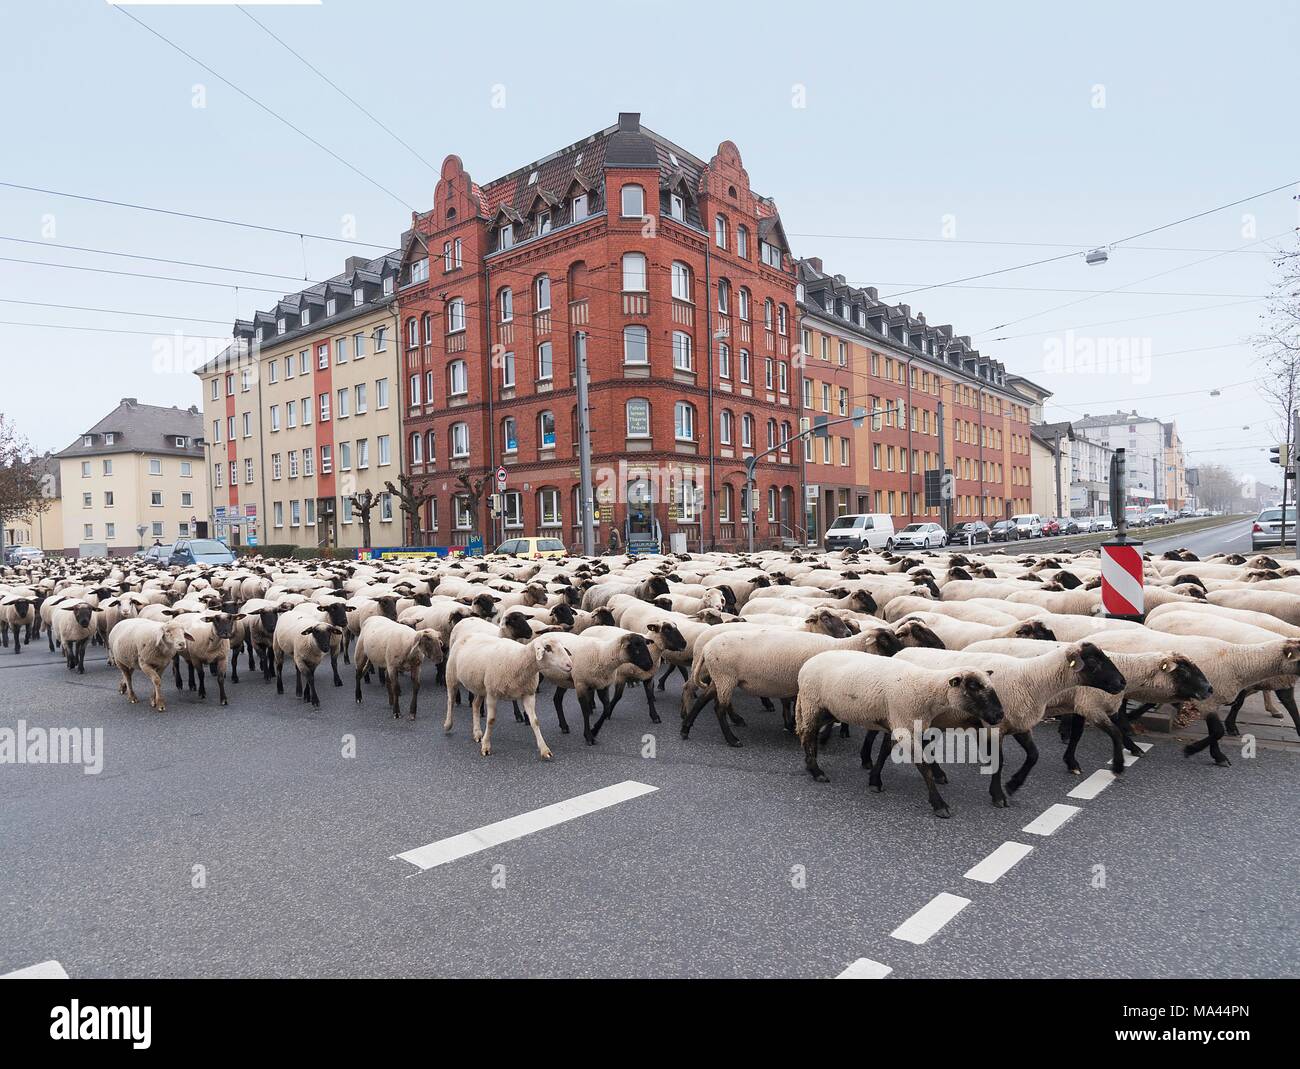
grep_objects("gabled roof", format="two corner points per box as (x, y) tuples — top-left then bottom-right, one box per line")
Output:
(55, 400), (205, 460)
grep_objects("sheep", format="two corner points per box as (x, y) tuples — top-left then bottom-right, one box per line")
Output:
(575, 621), (687, 725)
(683, 625), (905, 746)
(443, 633), (574, 758)
(53, 600), (96, 673)
(106, 618), (191, 712)
(167, 610), (236, 705)
(0, 592), (38, 655)
(542, 630), (656, 744)
(272, 618), (344, 708)
(795, 653), (1005, 817)
(352, 616), (444, 720)
(893, 611), (1058, 650)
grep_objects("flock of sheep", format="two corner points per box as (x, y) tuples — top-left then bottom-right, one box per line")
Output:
(3, 540), (1299, 817)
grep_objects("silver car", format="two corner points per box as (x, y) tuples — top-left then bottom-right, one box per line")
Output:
(891, 522), (947, 550)
(1251, 507), (1297, 550)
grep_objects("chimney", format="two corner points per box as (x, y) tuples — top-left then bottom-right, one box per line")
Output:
(806, 256), (823, 274)
(343, 256), (367, 274)
(121, 398), (137, 407)
(617, 112), (641, 132)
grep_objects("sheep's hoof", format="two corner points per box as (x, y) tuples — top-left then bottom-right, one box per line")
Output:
(679, 728), (690, 739)
(933, 806), (952, 819)
(726, 738), (743, 748)
(869, 783), (883, 793)
(1225, 725), (1241, 737)
(1067, 766), (1081, 775)
(812, 771), (830, 783)
(584, 735), (597, 746)
(220, 698), (227, 707)
(649, 712), (661, 724)
(480, 745), (492, 757)
(539, 748), (553, 760)
(991, 797), (1009, 809)
(1214, 755), (1232, 767)
(118, 682), (126, 695)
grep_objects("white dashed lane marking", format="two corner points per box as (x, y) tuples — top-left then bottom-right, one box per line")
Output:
(1022, 802), (1082, 836)
(890, 892), (971, 945)
(837, 957), (893, 979)
(2, 960), (68, 979)
(392, 780), (659, 872)
(1068, 769), (1118, 800)
(963, 841), (1034, 884)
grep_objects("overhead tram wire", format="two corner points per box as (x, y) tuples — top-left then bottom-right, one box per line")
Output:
(0, 297), (231, 326)
(115, 7), (417, 213)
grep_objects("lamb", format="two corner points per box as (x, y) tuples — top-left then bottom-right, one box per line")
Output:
(106, 618), (191, 712)
(683, 625), (906, 746)
(272, 617), (344, 708)
(443, 633), (574, 759)
(541, 630), (656, 744)
(352, 616), (444, 720)
(795, 653), (1005, 817)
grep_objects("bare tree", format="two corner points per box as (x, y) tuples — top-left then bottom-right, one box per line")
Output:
(347, 489), (377, 549)
(0, 415), (51, 549)
(1193, 463), (1242, 513)
(384, 474), (433, 547)
(455, 472), (492, 547)
(1254, 241), (1300, 538)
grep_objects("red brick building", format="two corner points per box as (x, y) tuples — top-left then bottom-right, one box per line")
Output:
(395, 113), (799, 550)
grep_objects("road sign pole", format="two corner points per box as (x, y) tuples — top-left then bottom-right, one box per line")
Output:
(575, 331), (596, 557)
(1102, 448), (1143, 620)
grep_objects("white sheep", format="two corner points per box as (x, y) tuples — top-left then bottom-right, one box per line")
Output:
(272, 617), (344, 708)
(352, 616), (444, 719)
(539, 629), (657, 744)
(107, 618), (191, 712)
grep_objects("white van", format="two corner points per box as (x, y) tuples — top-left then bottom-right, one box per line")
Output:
(1143, 504), (1171, 525)
(824, 513), (897, 552)
(1011, 513), (1043, 538)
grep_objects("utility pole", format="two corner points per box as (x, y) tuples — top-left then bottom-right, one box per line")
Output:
(575, 330), (595, 557)
(936, 399), (947, 530)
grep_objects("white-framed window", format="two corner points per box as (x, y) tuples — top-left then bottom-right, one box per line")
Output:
(620, 184), (644, 218)
(378, 435), (391, 466)
(625, 398), (650, 439)
(355, 382), (367, 414)
(286, 400), (297, 429)
(320, 445), (332, 474)
(376, 378), (389, 409)
(339, 442), (352, 471)
(290, 500), (301, 527)
(503, 490), (523, 529)
(409, 432), (422, 464)
(498, 223), (513, 250)
(739, 349), (751, 383)
(180, 491), (192, 508)
(623, 325), (648, 365)
(210, 378), (219, 401)
(424, 370), (434, 404)
(778, 361), (788, 394)
(738, 288), (751, 321)
(502, 416), (517, 454)
(150, 490), (163, 507)
(499, 288), (513, 322)
(718, 342), (731, 379)
(354, 332), (365, 360)
(305, 498), (316, 527)
(720, 409), (733, 445)
(374, 325), (387, 352)
(672, 331), (692, 371)
(301, 308), (311, 327)
(669, 192), (685, 220)
(742, 414), (754, 448)
(103, 458), (113, 475)
(242, 412), (251, 438)
(319, 392), (330, 422)
(82, 491), (92, 508)
(380, 492), (393, 522)
(450, 422), (469, 458)
(536, 211), (552, 237)
(765, 358), (774, 390)
(447, 297), (466, 333)
(622, 252), (647, 291)
(149, 459), (162, 475)
(449, 359), (468, 396)
(453, 494), (473, 530)
(301, 396), (311, 426)
(537, 341), (553, 381)
(353, 286), (364, 307)
(761, 241), (783, 269)
(410, 258), (429, 284)
(288, 451), (299, 478)
(245, 458), (255, 484)
(717, 278), (730, 314)
(538, 410), (556, 450)
(674, 402), (695, 441)
(714, 214), (728, 249)
(357, 439), (370, 469)
(341, 495), (353, 524)
(501, 350), (516, 388)
(571, 194), (588, 222)
(180, 461), (191, 477)
(276, 317), (286, 335)
(737, 225), (749, 259)
(406, 317), (419, 348)
(671, 261), (692, 302)
(408, 374), (421, 407)
(534, 275), (551, 311)
(106, 522), (116, 539)
(318, 345), (329, 370)
(538, 488), (561, 528)
(271, 453), (282, 480)
(336, 388), (350, 419)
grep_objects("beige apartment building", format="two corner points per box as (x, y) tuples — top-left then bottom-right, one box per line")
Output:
(54, 399), (207, 556)
(197, 252), (404, 551)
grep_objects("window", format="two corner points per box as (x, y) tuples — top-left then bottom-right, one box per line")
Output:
(778, 361), (788, 394)
(245, 458), (254, 484)
(242, 412), (251, 438)
(764, 298), (774, 331)
(286, 400), (297, 429)
(82, 492), (92, 508)
(305, 499), (316, 527)
(337, 388), (350, 419)
(672, 331), (692, 371)
(374, 326), (387, 352)
(354, 332), (365, 360)
(535, 211), (552, 237)
(622, 252), (647, 291)
(336, 338), (347, 365)
(778, 305), (788, 335)
(180, 461), (191, 478)
(318, 345), (329, 370)
(674, 401), (695, 440)
(622, 325), (648, 364)
(449, 359), (468, 396)
(181, 491), (192, 508)
(802, 378), (813, 408)
(443, 240), (454, 272)
(406, 317), (419, 348)
(571, 194), (588, 222)
(210, 379), (219, 401)
(410, 258), (429, 284)
(378, 435), (391, 466)
(765, 358), (774, 390)
(408, 374), (421, 407)
(271, 453), (282, 480)
(742, 414), (754, 448)
(149, 459), (162, 476)
(106, 523), (116, 540)
(498, 288), (513, 322)
(503, 490), (523, 528)
(289, 451), (299, 478)
(353, 287), (364, 308)
(718, 342), (731, 379)
(715, 214), (728, 249)
(301, 397), (311, 426)
(538, 488), (561, 527)
(83, 524), (93, 540)
(538, 410), (556, 450)
(537, 341), (553, 380)
(380, 493), (393, 522)
(319, 392), (331, 422)
(720, 409), (733, 445)
(737, 226), (749, 259)
(447, 297), (466, 333)
(501, 416), (518, 454)
(839, 387), (849, 416)
(626, 398), (650, 438)
(822, 383), (832, 412)
(376, 378), (389, 409)
(321, 445), (332, 474)
(760, 241), (782, 269)
(150, 491), (163, 507)
(277, 317), (286, 335)
(424, 370), (434, 405)
(501, 350), (516, 387)
(103, 458), (113, 475)
(355, 382), (367, 414)
(300, 351), (310, 375)
(213, 419), (222, 443)
(739, 349), (751, 383)
(339, 442), (352, 471)
(669, 192), (685, 220)
(357, 439), (370, 469)
(620, 184), (644, 218)
(290, 500), (301, 527)
(302, 450), (315, 478)
(738, 288), (751, 321)
(341, 496), (353, 524)
(498, 223), (514, 250)
(534, 275), (551, 311)
(451, 422), (469, 458)
(671, 261), (692, 302)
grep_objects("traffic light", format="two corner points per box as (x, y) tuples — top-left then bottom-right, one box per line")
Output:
(1271, 445), (1291, 465)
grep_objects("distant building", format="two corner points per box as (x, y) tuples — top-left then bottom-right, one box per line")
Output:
(1029, 422), (1074, 519)
(54, 399), (206, 556)
(1070, 434), (1114, 517)
(1162, 421), (1186, 510)
(2, 452), (63, 554)
(1072, 410), (1165, 505)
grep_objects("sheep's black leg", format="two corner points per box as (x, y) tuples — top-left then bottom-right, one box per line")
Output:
(1006, 731), (1039, 794)
(838, 721), (849, 738)
(760, 697), (775, 712)
(801, 709), (831, 782)
(552, 686), (570, 733)
(682, 685), (716, 738)
(275, 655), (284, 694)
(512, 701), (525, 723)
(407, 671), (420, 720)
(1223, 691), (1248, 736)
(354, 666), (364, 704)
(643, 678), (660, 724)
(196, 663), (207, 700)
(1184, 712), (1232, 766)
(818, 717), (836, 744)
(47, 628), (54, 653)
(608, 683), (624, 716)
(869, 730), (892, 791)
(656, 663), (674, 692)
(579, 690), (599, 745)
(1099, 717), (1126, 775)
(294, 665), (303, 698)
(917, 758), (951, 818)
(861, 728), (880, 767)
(187, 660), (198, 692)
(436, 661), (446, 687)
(330, 651), (343, 687)
(781, 698), (795, 733)
(1062, 713), (1086, 774)
(307, 666), (321, 708)
(76, 639), (87, 674)
(987, 735), (1008, 807)
(713, 700), (743, 748)
(1, 623), (7, 648)
(215, 669), (226, 706)
(230, 646), (240, 684)
(1275, 687), (1300, 738)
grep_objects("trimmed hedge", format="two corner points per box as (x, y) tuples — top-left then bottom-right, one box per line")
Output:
(232, 544), (353, 560)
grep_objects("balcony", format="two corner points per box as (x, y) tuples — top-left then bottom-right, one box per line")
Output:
(534, 310), (552, 335)
(622, 293), (648, 317)
(671, 300), (694, 327)
(569, 299), (589, 326)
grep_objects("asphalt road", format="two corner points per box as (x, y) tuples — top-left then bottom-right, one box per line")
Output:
(2, 591), (1297, 978)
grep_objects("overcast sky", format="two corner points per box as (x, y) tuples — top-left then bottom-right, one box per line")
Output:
(2, 0), (1297, 487)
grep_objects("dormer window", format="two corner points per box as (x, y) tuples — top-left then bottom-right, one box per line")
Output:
(527, 170), (538, 185)
(760, 241), (782, 269)
(571, 194), (588, 221)
(669, 193), (684, 220)
(256, 327), (264, 342)
(499, 224), (514, 251)
(175, 437), (186, 448)
(327, 297), (338, 316)
(353, 287), (363, 307)
(276, 317), (286, 335)
(383, 275), (394, 295)
(104, 433), (115, 445)
(83, 435), (93, 447)
(410, 258), (429, 284)
(536, 211), (552, 236)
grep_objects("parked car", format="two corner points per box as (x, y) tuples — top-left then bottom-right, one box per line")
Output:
(1011, 513), (1043, 538)
(1074, 517), (1095, 534)
(494, 536), (567, 559)
(1251, 507), (1298, 551)
(1055, 517), (1079, 535)
(1194, 508), (1211, 517)
(1040, 519), (1061, 537)
(137, 543), (174, 564)
(168, 539), (236, 567)
(946, 521), (991, 546)
(1144, 504), (1173, 525)
(1124, 506), (1148, 529)
(3, 545), (44, 564)
(891, 522), (947, 550)
(1092, 516), (1114, 531)
(990, 520), (1020, 542)
(824, 513), (897, 552)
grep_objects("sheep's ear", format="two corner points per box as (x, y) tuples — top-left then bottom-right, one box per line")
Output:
(1068, 658), (1077, 669)
(344, 605), (357, 612)
(330, 626), (343, 635)
(1160, 661), (1171, 672)
(183, 633), (195, 642)
(948, 675), (962, 687)
(646, 623), (661, 633)
(533, 644), (547, 663)
(301, 627), (315, 636)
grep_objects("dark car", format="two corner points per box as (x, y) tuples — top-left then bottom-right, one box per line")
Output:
(1056, 517), (1079, 535)
(946, 521), (990, 546)
(168, 539), (236, 567)
(990, 520), (1020, 542)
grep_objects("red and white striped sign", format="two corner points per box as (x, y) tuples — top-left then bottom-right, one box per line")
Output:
(1101, 542), (1144, 616)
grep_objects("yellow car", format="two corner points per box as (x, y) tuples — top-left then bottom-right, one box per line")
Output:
(494, 536), (568, 559)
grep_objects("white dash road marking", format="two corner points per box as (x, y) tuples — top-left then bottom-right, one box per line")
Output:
(1123, 752), (1140, 767)
(392, 780), (659, 871)
(964, 841), (1034, 884)
(1133, 741), (1153, 753)
(1, 960), (68, 979)
(890, 892), (971, 945)
(1022, 802), (1081, 836)
(837, 957), (893, 979)
(1068, 769), (1118, 800)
